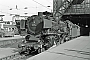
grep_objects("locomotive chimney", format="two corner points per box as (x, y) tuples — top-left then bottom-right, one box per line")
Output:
(38, 12), (43, 16)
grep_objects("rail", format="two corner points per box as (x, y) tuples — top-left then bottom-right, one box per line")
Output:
(0, 53), (27, 60)
(11, 55), (27, 60)
(0, 36), (27, 60)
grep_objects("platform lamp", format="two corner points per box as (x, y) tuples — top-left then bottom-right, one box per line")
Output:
(85, 25), (88, 27)
(85, 20), (88, 27)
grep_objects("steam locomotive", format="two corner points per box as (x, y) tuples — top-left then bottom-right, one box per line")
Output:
(18, 15), (59, 55)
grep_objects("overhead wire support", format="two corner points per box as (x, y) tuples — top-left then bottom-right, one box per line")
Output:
(53, 0), (75, 22)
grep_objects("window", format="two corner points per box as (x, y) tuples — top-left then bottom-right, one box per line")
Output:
(7, 21), (10, 24)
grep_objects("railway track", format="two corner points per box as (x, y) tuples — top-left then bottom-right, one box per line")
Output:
(11, 55), (32, 60)
(0, 52), (33, 60)
(0, 38), (34, 60)
(10, 55), (27, 60)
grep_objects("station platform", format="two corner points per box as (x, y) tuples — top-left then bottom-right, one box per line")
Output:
(27, 36), (90, 60)
(0, 48), (18, 59)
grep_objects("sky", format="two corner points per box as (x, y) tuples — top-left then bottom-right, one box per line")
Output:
(0, 0), (53, 21)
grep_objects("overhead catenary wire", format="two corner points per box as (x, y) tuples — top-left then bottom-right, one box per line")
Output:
(32, 0), (52, 10)
(0, 4), (40, 15)
(0, 4), (23, 15)
(0, 0), (52, 16)
(0, 3), (29, 15)
(0, 6), (28, 16)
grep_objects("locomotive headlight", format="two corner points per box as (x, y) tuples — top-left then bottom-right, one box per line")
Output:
(21, 44), (25, 47)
